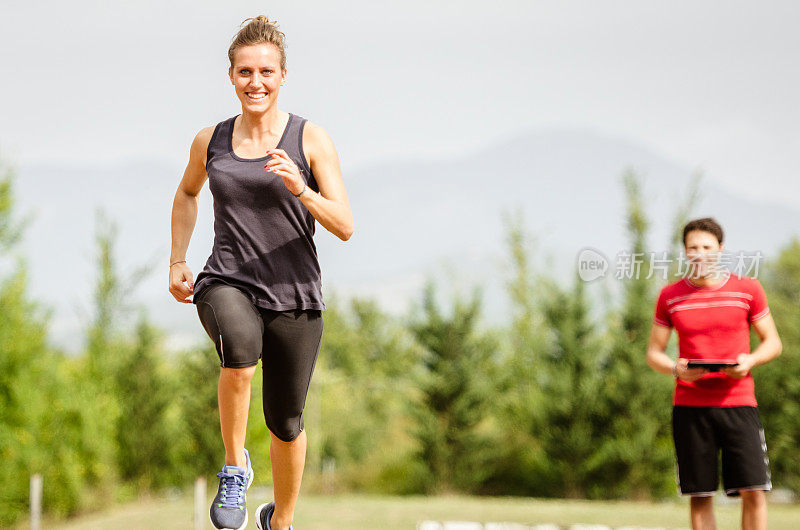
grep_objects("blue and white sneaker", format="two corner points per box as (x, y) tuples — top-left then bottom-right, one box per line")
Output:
(209, 447), (254, 530)
(255, 501), (294, 530)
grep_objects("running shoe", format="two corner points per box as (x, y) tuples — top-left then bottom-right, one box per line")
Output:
(255, 501), (294, 530)
(209, 447), (254, 530)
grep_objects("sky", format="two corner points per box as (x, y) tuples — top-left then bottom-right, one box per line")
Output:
(1, 0), (799, 208)
(2, 0), (800, 353)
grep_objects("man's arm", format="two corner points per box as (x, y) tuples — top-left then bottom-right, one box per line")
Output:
(646, 323), (707, 382)
(722, 313), (782, 379)
(646, 323), (675, 376)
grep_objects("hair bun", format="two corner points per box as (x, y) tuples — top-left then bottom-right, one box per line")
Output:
(248, 15), (278, 27)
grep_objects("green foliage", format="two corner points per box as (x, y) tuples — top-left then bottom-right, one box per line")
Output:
(0, 265), (58, 525)
(407, 282), (499, 493)
(171, 343), (223, 485)
(114, 315), (172, 489)
(590, 170), (673, 499)
(310, 295), (422, 492)
(0, 162), (102, 523)
(0, 159), (32, 253)
(2, 153), (800, 529)
(480, 212), (551, 496)
(536, 276), (606, 498)
(754, 238), (800, 492)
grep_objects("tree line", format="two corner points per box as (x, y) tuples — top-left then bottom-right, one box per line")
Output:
(1, 162), (798, 526)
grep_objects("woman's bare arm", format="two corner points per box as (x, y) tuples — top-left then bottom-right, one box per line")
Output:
(169, 126), (213, 303)
(266, 122), (353, 241)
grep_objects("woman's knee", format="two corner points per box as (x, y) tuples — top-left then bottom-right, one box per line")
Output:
(265, 410), (304, 442)
(269, 427), (304, 444)
(220, 365), (257, 385)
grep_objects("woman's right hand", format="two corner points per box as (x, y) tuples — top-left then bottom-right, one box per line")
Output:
(169, 262), (195, 303)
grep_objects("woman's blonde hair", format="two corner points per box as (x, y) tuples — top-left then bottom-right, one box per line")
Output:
(228, 16), (287, 71)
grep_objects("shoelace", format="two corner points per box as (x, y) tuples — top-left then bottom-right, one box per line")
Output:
(216, 470), (246, 509)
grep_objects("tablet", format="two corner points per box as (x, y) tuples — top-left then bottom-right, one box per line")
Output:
(687, 359), (739, 372)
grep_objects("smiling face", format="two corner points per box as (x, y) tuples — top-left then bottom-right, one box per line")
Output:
(684, 229), (725, 279)
(228, 43), (286, 111)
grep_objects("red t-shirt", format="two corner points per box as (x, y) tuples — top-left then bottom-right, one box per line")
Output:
(653, 273), (770, 407)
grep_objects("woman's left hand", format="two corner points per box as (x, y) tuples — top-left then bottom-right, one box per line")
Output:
(265, 148), (305, 195)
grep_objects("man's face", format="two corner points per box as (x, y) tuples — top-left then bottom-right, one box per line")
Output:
(684, 229), (724, 279)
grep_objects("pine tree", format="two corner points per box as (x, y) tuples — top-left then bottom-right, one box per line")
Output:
(114, 314), (172, 490)
(408, 281), (498, 493)
(537, 274), (605, 498)
(173, 342), (222, 484)
(0, 159), (83, 523)
(591, 169), (673, 499)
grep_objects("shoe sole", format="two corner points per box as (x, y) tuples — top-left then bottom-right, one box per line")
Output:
(209, 467), (255, 530)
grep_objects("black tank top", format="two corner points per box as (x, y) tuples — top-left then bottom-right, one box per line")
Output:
(192, 112), (325, 311)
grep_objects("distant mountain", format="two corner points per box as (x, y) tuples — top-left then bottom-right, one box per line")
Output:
(13, 129), (800, 354)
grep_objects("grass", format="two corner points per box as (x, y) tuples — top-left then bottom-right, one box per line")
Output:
(16, 487), (800, 529)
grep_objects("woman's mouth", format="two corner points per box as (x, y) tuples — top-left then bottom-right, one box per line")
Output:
(246, 92), (267, 102)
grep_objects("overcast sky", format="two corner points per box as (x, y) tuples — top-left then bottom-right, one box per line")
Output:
(2, 0), (799, 208)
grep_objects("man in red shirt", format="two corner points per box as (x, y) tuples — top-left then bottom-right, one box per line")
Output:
(646, 217), (782, 530)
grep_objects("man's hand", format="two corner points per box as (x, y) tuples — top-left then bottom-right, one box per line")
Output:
(722, 353), (752, 379)
(676, 358), (708, 382)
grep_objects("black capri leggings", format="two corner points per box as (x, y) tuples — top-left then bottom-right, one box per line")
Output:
(194, 282), (323, 442)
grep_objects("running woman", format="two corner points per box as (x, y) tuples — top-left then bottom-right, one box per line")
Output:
(168, 16), (353, 530)
(646, 217), (782, 530)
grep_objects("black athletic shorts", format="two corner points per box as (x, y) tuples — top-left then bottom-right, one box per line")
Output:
(194, 282), (323, 442)
(672, 405), (771, 497)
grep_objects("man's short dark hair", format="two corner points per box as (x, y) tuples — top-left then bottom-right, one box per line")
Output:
(683, 217), (724, 246)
